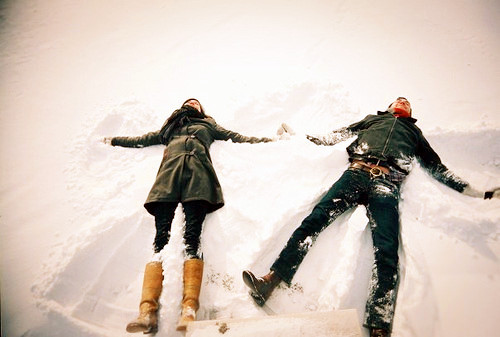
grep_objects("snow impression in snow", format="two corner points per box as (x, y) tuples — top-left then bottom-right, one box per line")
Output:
(1, 1), (499, 337)
(29, 82), (500, 337)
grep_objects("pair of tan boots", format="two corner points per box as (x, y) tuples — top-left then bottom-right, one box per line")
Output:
(126, 259), (203, 334)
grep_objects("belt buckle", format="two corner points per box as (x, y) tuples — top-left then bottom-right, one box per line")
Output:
(369, 166), (383, 178)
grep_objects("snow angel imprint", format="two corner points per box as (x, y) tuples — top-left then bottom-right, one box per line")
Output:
(105, 98), (273, 334)
(242, 97), (500, 337)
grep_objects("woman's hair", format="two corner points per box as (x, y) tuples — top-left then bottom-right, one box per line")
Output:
(182, 98), (206, 115)
(165, 98), (209, 124)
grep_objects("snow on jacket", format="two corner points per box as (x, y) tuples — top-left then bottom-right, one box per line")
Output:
(316, 111), (469, 193)
(111, 116), (271, 215)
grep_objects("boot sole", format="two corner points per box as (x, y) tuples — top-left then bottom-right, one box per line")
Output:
(126, 324), (157, 334)
(242, 271), (266, 307)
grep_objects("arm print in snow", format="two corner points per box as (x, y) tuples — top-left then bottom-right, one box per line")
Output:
(415, 134), (469, 193)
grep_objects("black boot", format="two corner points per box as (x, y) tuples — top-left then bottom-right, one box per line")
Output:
(242, 270), (281, 306)
(370, 328), (389, 337)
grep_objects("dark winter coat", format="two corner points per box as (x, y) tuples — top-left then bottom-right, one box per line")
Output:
(111, 114), (271, 215)
(345, 111), (468, 192)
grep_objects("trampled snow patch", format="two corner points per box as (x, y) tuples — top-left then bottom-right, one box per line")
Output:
(28, 83), (500, 337)
(2, 2), (500, 336)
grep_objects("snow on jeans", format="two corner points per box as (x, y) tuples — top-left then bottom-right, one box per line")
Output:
(271, 168), (401, 332)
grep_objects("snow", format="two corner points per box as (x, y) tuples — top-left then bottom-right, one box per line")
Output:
(0, 1), (499, 337)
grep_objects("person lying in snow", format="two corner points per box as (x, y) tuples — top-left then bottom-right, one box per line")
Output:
(242, 97), (499, 337)
(104, 98), (272, 334)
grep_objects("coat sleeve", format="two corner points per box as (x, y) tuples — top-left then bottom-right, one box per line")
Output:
(211, 122), (272, 143)
(314, 127), (356, 146)
(111, 130), (162, 148)
(416, 134), (469, 193)
(311, 116), (370, 146)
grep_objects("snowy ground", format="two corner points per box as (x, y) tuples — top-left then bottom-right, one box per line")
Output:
(1, 1), (499, 337)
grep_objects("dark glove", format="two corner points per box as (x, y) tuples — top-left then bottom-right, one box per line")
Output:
(484, 187), (500, 199)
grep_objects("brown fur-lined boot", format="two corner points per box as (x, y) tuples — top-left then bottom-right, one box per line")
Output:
(126, 261), (164, 334)
(176, 258), (204, 331)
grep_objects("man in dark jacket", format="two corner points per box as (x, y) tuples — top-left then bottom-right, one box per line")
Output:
(243, 97), (499, 337)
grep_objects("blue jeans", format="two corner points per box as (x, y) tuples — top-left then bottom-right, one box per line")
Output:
(271, 169), (401, 332)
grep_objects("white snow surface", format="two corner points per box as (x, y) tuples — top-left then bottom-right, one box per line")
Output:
(1, 1), (499, 337)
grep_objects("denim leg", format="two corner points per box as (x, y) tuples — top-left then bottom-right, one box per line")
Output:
(271, 170), (366, 284)
(182, 201), (209, 259)
(153, 202), (178, 253)
(364, 178), (401, 332)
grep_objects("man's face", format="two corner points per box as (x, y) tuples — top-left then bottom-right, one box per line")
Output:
(184, 99), (201, 112)
(390, 98), (411, 116)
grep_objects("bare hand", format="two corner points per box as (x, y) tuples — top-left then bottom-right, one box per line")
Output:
(102, 137), (113, 145)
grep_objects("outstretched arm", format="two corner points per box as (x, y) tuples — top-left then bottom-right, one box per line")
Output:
(306, 127), (356, 146)
(417, 136), (500, 199)
(213, 123), (272, 143)
(463, 186), (500, 199)
(103, 131), (162, 148)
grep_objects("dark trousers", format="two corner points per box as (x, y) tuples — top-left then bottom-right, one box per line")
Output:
(271, 169), (401, 332)
(153, 200), (209, 259)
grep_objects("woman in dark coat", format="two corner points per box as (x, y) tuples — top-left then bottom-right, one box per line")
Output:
(105, 98), (272, 333)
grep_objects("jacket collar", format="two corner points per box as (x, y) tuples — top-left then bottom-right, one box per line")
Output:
(377, 110), (417, 123)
